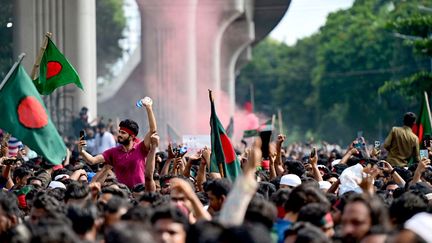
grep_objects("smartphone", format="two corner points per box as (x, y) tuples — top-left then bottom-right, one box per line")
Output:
(79, 130), (86, 140)
(420, 149), (429, 160)
(374, 141), (380, 150)
(310, 147), (316, 158)
(179, 146), (188, 157)
(357, 131), (363, 139)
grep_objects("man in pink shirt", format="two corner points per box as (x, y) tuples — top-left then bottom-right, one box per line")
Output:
(78, 97), (157, 189)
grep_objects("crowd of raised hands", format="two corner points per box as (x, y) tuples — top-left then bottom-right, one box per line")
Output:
(0, 126), (431, 243)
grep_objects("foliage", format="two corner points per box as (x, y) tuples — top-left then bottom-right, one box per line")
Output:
(236, 0), (431, 144)
(380, 10), (432, 99)
(96, 0), (127, 78)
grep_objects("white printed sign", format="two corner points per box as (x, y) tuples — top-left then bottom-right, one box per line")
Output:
(182, 135), (211, 155)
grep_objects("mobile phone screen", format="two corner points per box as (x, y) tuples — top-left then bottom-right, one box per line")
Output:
(374, 141), (380, 149)
(420, 149), (428, 160)
(79, 130), (86, 140)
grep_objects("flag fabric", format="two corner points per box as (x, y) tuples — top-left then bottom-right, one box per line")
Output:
(259, 119), (274, 132)
(225, 117), (234, 138)
(33, 38), (83, 95)
(243, 129), (258, 138)
(0, 62), (67, 164)
(167, 123), (181, 144)
(413, 91), (432, 145)
(209, 91), (241, 181)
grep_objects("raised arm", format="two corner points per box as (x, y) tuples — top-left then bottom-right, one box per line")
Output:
(219, 138), (262, 226)
(275, 134), (286, 176)
(310, 147), (323, 182)
(78, 140), (105, 165)
(145, 133), (159, 192)
(140, 97), (157, 150)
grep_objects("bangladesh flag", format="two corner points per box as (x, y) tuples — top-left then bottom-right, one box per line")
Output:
(243, 129), (258, 138)
(209, 91), (241, 181)
(34, 37), (83, 95)
(413, 91), (432, 145)
(0, 60), (67, 165)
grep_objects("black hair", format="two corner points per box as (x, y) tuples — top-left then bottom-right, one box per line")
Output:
(218, 223), (272, 243)
(132, 183), (145, 193)
(101, 187), (127, 199)
(64, 181), (90, 202)
(47, 188), (66, 202)
(0, 191), (20, 220)
(284, 184), (330, 214)
(32, 192), (63, 221)
(105, 222), (154, 243)
(345, 194), (390, 232)
(186, 220), (224, 243)
(284, 222), (330, 243)
(139, 192), (162, 204)
(104, 196), (129, 214)
(195, 191), (209, 206)
(66, 202), (98, 235)
(245, 196), (277, 230)
(12, 167), (32, 181)
(284, 160), (306, 178)
(150, 206), (189, 231)
(119, 119), (139, 136)
(389, 192), (428, 228)
(297, 203), (329, 227)
(30, 216), (78, 243)
(204, 178), (232, 198)
(257, 181), (277, 200)
(270, 188), (291, 207)
(121, 205), (153, 223)
(403, 112), (416, 127)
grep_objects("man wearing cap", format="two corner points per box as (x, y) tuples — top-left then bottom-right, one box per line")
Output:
(78, 97), (157, 189)
(280, 174), (302, 189)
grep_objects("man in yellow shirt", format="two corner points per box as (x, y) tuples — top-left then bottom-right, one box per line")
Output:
(384, 112), (419, 167)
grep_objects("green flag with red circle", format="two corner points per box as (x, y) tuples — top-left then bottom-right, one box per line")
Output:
(209, 91), (241, 182)
(33, 38), (83, 95)
(0, 62), (66, 164)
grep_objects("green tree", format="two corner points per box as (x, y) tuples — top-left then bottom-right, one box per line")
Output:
(380, 14), (432, 98)
(96, 0), (126, 78)
(237, 0), (431, 144)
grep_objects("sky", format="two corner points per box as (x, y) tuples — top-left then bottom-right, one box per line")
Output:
(270, 0), (355, 45)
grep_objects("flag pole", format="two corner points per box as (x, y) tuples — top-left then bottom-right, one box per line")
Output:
(0, 53), (26, 91)
(208, 89), (225, 178)
(424, 91), (432, 131)
(30, 32), (52, 80)
(277, 108), (283, 135)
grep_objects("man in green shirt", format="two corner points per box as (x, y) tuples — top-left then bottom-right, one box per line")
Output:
(384, 112), (419, 167)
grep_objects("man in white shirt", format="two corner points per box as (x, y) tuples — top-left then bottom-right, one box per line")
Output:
(94, 123), (116, 154)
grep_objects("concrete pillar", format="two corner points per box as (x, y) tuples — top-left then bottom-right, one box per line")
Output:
(64, 0), (97, 118)
(220, 18), (254, 118)
(136, 0), (198, 137)
(13, 0), (97, 131)
(195, 0), (244, 124)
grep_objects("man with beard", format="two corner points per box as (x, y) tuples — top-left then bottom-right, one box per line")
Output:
(78, 97), (157, 189)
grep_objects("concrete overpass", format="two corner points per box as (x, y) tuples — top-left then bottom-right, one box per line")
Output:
(98, 0), (291, 139)
(13, 0), (290, 139)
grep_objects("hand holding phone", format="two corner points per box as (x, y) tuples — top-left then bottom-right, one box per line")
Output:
(80, 130), (86, 140)
(310, 147), (316, 158)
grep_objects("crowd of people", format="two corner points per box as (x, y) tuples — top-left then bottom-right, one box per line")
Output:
(0, 97), (431, 243)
